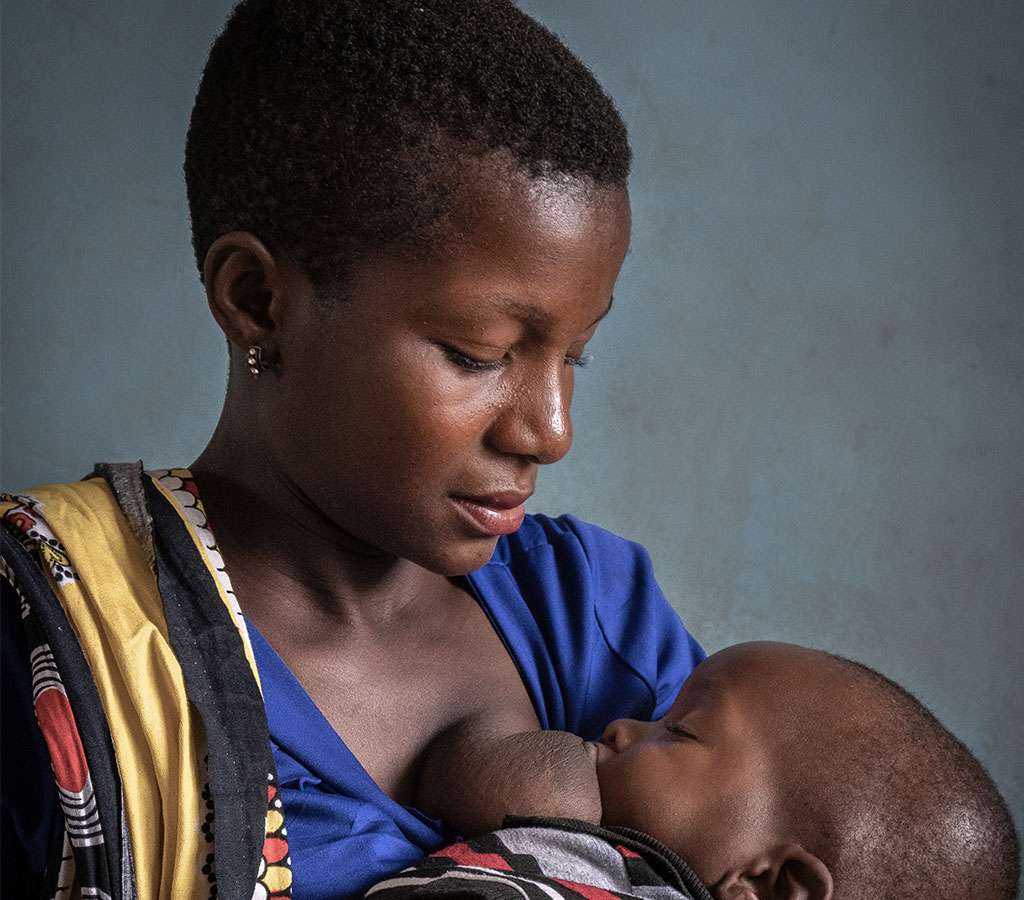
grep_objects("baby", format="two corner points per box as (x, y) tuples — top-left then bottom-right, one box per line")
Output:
(380, 642), (1018, 900)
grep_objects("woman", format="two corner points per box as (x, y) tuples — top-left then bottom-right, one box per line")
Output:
(1, 2), (704, 899)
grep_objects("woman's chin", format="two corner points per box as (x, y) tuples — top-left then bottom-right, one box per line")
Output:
(424, 536), (503, 578)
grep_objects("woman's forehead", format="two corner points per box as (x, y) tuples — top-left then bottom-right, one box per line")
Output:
(450, 153), (630, 232)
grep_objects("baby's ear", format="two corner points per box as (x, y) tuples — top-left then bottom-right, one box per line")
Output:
(714, 843), (833, 900)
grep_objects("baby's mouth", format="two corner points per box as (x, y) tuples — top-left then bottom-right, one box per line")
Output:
(583, 739), (605, 767)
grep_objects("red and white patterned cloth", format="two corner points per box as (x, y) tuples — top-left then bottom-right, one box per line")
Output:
(366, 818), (711, 900)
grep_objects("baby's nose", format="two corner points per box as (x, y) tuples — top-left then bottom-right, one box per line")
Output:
(602, 717), (641, 751)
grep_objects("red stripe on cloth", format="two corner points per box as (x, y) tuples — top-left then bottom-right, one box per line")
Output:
(34, 688), (89, 793)
(431, 842), (514, 871)
(552, 878), (624, 900)
(613, 844), (642, 859)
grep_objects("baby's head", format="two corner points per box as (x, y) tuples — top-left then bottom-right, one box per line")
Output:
(594, 642), (1019, 899)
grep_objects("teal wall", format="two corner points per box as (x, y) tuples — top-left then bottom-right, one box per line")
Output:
(3, 0), (1022, 866)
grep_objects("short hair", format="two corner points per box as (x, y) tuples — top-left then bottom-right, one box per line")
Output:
(782, 653), (1020, 899)
(184, 0), (632, 288)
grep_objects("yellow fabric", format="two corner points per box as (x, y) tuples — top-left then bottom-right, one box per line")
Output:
(2, 477), (259, 900)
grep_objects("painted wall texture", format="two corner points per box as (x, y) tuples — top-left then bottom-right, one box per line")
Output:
(3, 0), (1022, 876)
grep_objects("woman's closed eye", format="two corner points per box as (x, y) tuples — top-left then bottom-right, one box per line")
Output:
(440, 344), (508, 373)
(441, 343), (593, 372)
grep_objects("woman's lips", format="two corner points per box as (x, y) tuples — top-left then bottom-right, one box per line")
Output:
(454, 492), (530, 536)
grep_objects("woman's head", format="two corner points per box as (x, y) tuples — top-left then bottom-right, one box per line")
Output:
(188, 1), (636, 576)
(184, 0), (632, 291)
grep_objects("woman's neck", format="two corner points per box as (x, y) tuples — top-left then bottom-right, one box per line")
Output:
(190, 430), (449, 637)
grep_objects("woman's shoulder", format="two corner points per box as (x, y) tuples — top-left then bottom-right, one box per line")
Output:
(475, 512), (678, 640)
(470, 514), (702, 731)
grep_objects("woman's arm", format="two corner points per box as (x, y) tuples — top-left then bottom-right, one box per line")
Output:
(415, 715), (601, 836)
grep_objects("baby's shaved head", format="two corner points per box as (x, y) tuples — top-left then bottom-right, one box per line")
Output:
(741, 643), (1020, 899)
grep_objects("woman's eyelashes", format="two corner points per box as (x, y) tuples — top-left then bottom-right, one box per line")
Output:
(441, 344), (506, 372)
(439, 343), (592, 372)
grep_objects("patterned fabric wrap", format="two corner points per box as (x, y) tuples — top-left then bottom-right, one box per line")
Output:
(0, 466), (293, 900)
(365, 818), (712, 900)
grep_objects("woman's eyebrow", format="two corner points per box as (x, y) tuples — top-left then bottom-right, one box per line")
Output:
(591, 295), (615, 326)
(471, 294), (615, 328)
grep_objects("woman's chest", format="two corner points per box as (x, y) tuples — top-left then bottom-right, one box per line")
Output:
(269, 592), (541, 805)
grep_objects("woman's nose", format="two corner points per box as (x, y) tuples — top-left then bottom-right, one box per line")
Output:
(488, 365), (573, 465)
(602, 717), (643, 752)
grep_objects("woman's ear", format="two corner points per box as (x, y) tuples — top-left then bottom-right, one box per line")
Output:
(715, 844), (833, 900)
(202, 232), (285, 352)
